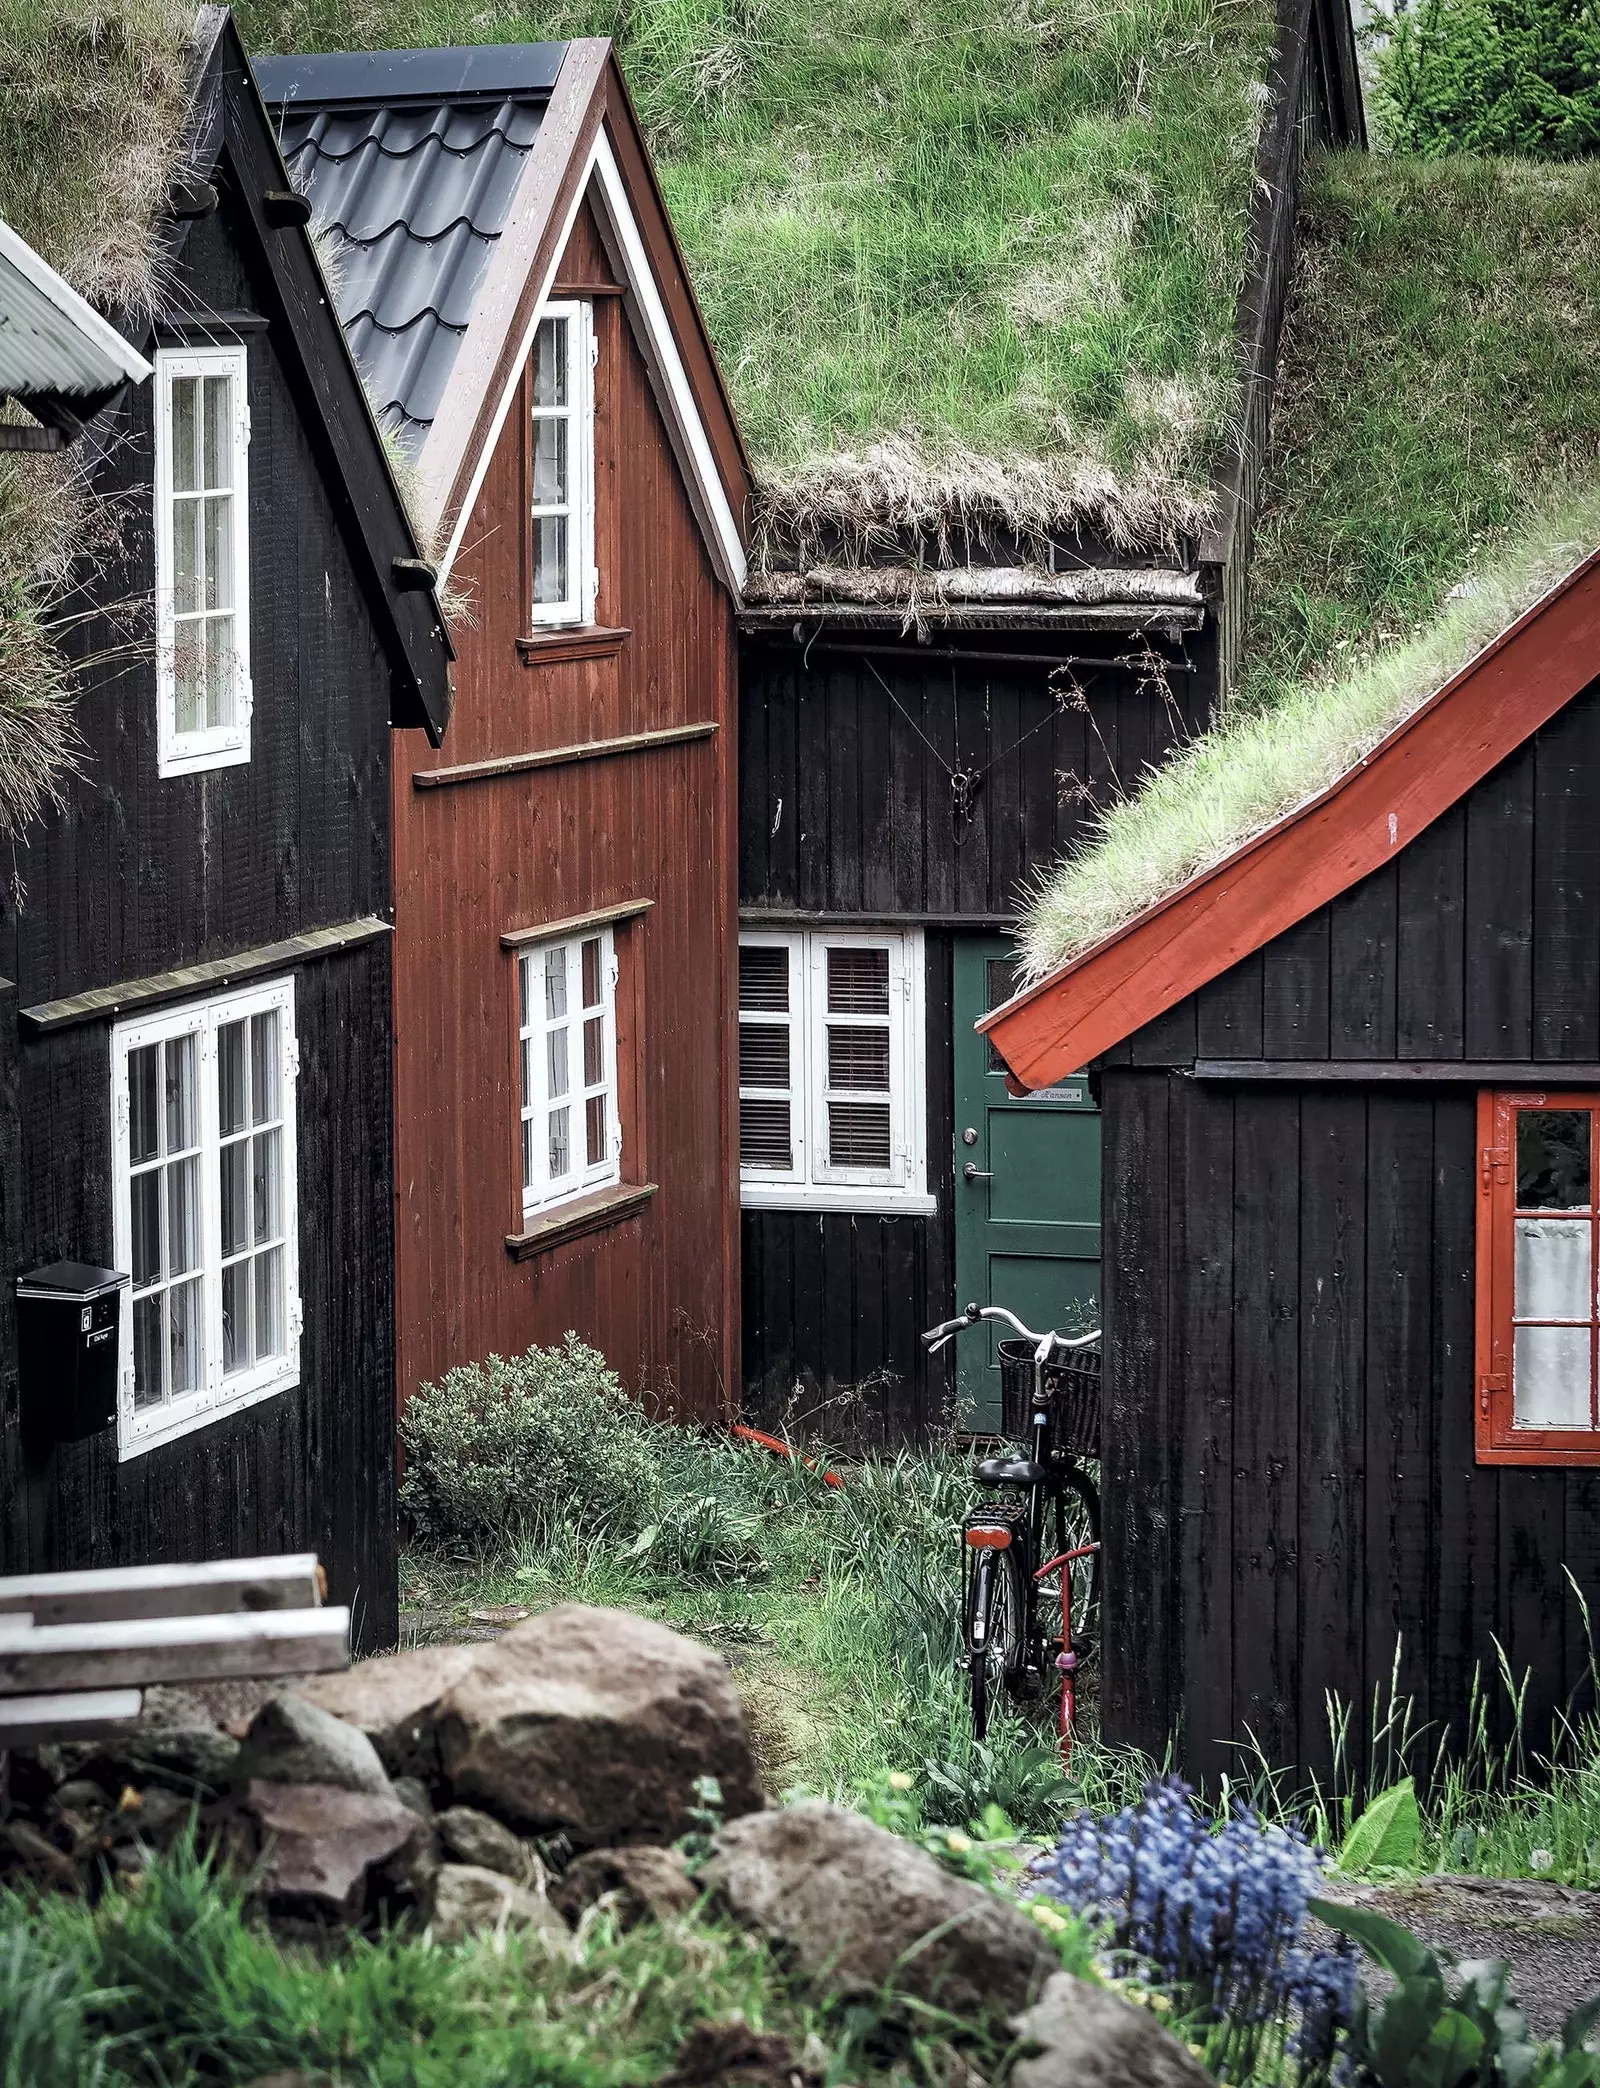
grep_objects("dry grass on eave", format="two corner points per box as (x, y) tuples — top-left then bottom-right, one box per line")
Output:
(1017, 487), (1600, 980)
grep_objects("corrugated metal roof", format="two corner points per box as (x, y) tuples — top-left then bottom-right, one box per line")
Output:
(256, 47), (565, 453)
(0, 216), (151, 408)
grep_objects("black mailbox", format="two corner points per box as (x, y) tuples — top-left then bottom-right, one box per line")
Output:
(16, 1261), (128, 1448)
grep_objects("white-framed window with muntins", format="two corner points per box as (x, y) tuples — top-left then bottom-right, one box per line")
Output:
(153, 345), (252, 776)
(529, 300), (596, 627)
(111, 977), (300, 1458)
(518, 927), (621, 1215)
(738, 928), (931, 1213)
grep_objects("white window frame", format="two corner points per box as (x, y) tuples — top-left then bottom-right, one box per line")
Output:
(110, 977), (300, 1459)
(528, 300), (597, 629)
(739, 927), (932, 1214)
(153, 344), (253, 777)
(518, 926), (622, 1218)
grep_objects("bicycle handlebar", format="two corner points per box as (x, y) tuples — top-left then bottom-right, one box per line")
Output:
(920, 1302), (1101, 1355)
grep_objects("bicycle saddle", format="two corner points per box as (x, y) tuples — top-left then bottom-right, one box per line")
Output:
(975, 1456), (1051, 1489)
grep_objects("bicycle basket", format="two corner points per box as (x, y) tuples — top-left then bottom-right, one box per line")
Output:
(997, 1338), (1101, 1459)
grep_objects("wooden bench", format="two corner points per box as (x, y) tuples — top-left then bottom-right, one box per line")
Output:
(0, 1554), (351, 1748)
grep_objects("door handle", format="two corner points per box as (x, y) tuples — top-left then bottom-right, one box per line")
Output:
(963, 1163), (993, 1182)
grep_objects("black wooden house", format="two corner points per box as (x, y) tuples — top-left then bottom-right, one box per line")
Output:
(985, 550), (1600, 1787)
(0, 9), (451, 1647)
(737, 0), (1365, 1441)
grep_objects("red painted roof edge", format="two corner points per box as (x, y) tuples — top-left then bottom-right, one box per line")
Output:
(979, 543), (1600, 1073)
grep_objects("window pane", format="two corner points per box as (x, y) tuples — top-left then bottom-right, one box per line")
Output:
(218, 1020), (246, 1136)
(1514, 1324), (1592, 1428)
(173, 498), (200, 615)
(129, 1044), (159, 1164)
(1515, 1217), (1591, 1320)
(174, 623), (204, 734)
(169, 1277), (203, 1395)
(253, 1127), (281, 1245)
(544, 945), (567, 1020)
(222, 1258), (250, 1375)
(171, 376), (199, 492)
(133, 1294), (164, 1408)
(521, 1116), (533, 1193)
(828, 1100), (892, 1169)
(739, 944), (789, 1012)
(827, 945), (890, 1015)
(549, 1105), (570, 1179)
(202, 373), (233, 490)
(205, 614), (235, 729)
(586, 1092), (607, 1168)
(532, 413), (567, 505)
(255, 1246), (285, 1358)
(581, 937), (601, 1008)
(203, 494), (232, 611)
(532, 514), (569, 606)
(252, 1011), (280, 1124)
(518, 954), (530, 1031)
(548, 1026), (569, 1100)
(828, 1024), (891, 1091)
(532, 316), (567, 408)
(1517, 1109), (1591, 1209)
(521, 1036), (535, 1112)
(167, 1155), (200, 1275)
(165, 1034), (196, 1152)
(584, 1013), (603, 1089)
(739, 1096), (791, 1169)
(220, 1137), (248, 1258)
(740, 1022), (789, 1089)
(131, 1170), (161, 1287)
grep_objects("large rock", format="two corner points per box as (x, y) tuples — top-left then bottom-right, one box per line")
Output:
(703, 1801), (1054, 2015)
(236, 1696), (393, 1797)
(435, 1605), (763, 1846)
(296, 1644), (479, 1780)
(553, 1843), (699, 1927)
(1011, 1972), (1215, 2088)
(436, 1804), (533, 1881)
(242, 1780), (419, 1919)
(426, 1862), (569, 1947)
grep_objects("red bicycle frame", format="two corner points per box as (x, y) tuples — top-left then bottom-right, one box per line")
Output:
(1034, 1541), (1101, 1769)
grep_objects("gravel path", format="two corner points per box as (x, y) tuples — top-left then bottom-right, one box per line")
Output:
(1314, 1875), (1600, 2038)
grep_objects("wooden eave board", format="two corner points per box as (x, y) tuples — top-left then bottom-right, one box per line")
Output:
(981, 548), (1600, 1091)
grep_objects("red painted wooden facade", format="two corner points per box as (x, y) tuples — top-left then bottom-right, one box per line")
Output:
(393, 192), (743, 1421)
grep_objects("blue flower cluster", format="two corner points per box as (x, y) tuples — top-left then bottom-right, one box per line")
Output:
(1031, 1778), (1359, 2072)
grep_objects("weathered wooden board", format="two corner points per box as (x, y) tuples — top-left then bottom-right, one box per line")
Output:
(0, 1554), (323, 1625)
(0, 1605), (349, 1692)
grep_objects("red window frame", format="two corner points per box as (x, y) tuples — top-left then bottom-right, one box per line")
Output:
(1476, 1089), (1600, 1465)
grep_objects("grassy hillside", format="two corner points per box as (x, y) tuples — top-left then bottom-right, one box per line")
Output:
(1020, 149), (1600, 976)
(238, 0), (1276, 556)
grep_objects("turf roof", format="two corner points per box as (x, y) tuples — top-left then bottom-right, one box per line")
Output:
(236, 0), (1279, 560)
(1019, 149), (1600, 981)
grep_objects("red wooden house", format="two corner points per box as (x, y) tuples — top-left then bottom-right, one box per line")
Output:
(257, 41), (750, 1420)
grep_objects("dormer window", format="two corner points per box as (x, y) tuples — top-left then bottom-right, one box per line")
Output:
(529, 301), (595, 627)
(153, 346), (252, 776)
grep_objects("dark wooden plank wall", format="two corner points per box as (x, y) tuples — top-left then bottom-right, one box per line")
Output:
(0, 196), (402, 1644)
(738, 636), (1207, 1439)
(393, 197), (740, 1426)
(1103, 678), (1600, 1786)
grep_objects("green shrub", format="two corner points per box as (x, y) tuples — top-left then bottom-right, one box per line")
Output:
(400, 1335), (659, 1555)
(1370, 0), (1600, 156)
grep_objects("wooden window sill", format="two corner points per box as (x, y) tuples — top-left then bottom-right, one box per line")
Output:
(516, 626), (630, 667)
(506, 1181), (657, 1261)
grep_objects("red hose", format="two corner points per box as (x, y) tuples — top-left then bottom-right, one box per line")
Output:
(731, 1423), (843, 1487)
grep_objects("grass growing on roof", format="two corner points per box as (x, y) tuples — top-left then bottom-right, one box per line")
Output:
(236, 0), (1277, 555)
(1019, 150), (1600, 978)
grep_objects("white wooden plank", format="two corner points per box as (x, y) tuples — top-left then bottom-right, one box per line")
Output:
(0, 1606), (350, 1694)
(0, 1554), (323, 1625)
(0, 1687), (144, 1745)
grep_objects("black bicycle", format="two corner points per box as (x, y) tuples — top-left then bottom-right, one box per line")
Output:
(922, 1303), (1102, 1758)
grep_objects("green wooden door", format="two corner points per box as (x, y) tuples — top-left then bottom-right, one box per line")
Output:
(952, 935), (1101, 1432)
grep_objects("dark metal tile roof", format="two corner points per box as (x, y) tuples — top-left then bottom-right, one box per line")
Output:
(254, 47), (566, 451)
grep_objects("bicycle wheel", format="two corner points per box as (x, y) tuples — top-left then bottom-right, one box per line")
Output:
(1052, 1466), (1102, 1658)
(965, 1543), (1024, 1741)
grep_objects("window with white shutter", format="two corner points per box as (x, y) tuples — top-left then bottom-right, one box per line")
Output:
(739, 929), (930, 1212)
(111, 977), (300, 1458)
(518, 927), (621, 1215)
(153, 346), (252, 776)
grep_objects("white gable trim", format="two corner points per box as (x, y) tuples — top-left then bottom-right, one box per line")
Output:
(433, 129), (746, 597)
